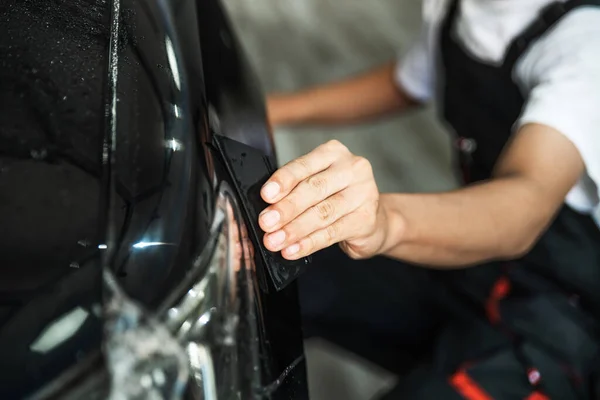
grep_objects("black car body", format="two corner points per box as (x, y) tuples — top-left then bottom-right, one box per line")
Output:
(0, 0), (308, 398)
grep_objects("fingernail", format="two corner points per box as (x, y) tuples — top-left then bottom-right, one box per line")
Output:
(268, 230), (286, 247)
(285, 243), (300, 256)
(260, 210), (280, 228)
(262, 182), (280, 200)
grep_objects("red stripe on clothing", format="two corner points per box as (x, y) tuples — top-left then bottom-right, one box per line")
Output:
(449, 369), (493, 400)
(525, 391), (550, 400)
(486, 276), (511, 324)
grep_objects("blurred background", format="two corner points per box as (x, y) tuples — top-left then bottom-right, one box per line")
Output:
(221, 1), (458, 399)
(223, 0), (457, 195)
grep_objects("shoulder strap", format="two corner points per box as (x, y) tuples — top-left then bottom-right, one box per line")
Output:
(440, 0), (460, 40)
(503, 0), (600, 68)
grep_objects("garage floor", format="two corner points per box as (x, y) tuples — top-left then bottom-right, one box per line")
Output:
(221, 1), (458, 399)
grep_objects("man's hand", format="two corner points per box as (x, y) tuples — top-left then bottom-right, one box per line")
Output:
(258, 140), (387, 260)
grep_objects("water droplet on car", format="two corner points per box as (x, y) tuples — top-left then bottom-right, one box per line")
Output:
(91, 304), (102, 317)
(30, 148), (47, 160)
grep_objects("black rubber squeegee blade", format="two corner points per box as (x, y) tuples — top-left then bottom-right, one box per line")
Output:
(211, 134), (311, 292)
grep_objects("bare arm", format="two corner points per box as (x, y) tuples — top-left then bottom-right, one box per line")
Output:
(379, 123), (585, 267)
(267, 62), (420, 127)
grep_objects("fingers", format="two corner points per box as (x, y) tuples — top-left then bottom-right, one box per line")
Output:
(261, 140), (349, 204)
(279, 213), (358, 260)
(259, 163), (353, 234)
(259, 140), (382, 260)
(263, 188), (362, 252)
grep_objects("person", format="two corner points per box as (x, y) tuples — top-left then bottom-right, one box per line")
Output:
(258, 0), (600, 398)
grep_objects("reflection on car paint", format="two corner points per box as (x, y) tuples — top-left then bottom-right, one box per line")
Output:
(0, 0), (308, 398)
(104, 269), (189, 400)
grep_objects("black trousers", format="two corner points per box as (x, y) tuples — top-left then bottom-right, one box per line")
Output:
(299, 246), (577, 399)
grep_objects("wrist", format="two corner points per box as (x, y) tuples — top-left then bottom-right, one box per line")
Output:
(376, 194), (408, 256)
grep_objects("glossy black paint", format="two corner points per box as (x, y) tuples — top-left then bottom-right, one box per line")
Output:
(211, 134), (310, 292)
(0, 0), (308, 398)
(1, 1), (107, 396)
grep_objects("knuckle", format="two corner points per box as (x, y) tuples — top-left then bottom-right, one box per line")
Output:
(337, 169), (354, 187)
(282, 158), (308, 184)
(325, 224), (339, 243)
(353, 156), (372, 172)
(306, 175), (328, 195)
(314, 200), (336, 223)
(281, 226), (296, 243)
(325, 139), (348, 153)
(306, 235), (317, 253)
(293, 156), (311, 174)
(281, 198), (298, 220)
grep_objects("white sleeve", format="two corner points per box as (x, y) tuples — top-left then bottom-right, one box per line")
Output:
(395, 24), (436, 103)
(516, 8), (600, 197)
(394, 0), (448, 103)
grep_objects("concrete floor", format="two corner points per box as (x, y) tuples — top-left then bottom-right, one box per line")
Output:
(221, 1), (458, 399)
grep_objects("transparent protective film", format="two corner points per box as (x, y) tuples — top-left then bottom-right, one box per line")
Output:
(100, 0), (307, 398)
(101, 0), (194, 397)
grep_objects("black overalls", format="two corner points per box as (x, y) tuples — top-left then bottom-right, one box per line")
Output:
(301, 0), (600, 399)
(383, 0), (600, 398)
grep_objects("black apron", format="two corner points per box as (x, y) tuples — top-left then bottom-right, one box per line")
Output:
(437, 0), (600, 397)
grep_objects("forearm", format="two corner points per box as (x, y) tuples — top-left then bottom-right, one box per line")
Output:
(268, 62), (419, 127)
(379, 177), (556, 268)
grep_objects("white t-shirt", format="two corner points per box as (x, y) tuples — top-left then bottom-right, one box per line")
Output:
(396, 0), (600, 219)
